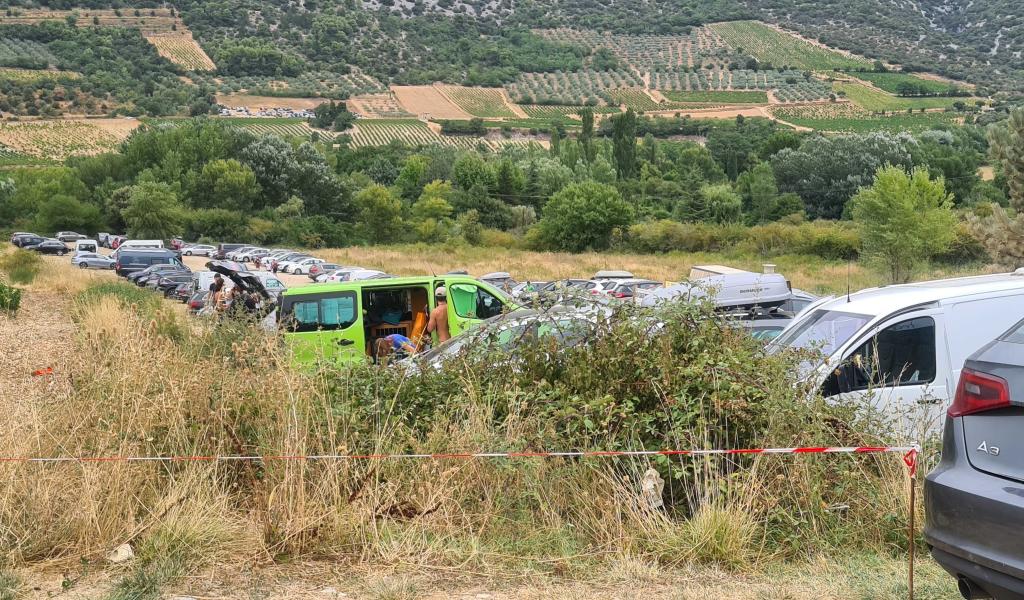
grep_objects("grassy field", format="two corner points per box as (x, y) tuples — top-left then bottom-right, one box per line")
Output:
(770, 103), (960, 132)
(662, 90), (769, 103)
(709, 21), (870, 71)
(312, 243), (989, 296)
(0, 119), (139, 160)
(834, 81), (968, 111)
(844, 71), (964, 95)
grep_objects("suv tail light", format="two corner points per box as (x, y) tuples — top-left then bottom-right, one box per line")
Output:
(949, 368), (1010, 417)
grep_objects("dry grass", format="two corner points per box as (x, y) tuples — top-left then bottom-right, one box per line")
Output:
(315, 244), (991, 295)
(0, 257), (957, 598)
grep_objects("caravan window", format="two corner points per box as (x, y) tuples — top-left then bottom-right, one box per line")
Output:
(283, 292), (358, 332)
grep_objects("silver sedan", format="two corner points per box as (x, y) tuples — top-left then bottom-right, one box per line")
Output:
(71, 252), (115, 269)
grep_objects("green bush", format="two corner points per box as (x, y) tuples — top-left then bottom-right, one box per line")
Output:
(0, 250), (42, 284)
(0, 278), (21, 314)
(627, 220), (861, 259)
(933, 222), (989, 265)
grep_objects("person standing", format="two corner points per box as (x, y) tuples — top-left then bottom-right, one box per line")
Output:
(426, 285), (451, 343)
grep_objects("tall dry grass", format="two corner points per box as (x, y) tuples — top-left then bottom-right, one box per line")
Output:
(0, 258), (935, 597)
(314, 244), (994, 295)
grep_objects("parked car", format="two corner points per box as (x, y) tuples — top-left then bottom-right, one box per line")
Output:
(601, 278), (661, 299)
(214, 243), (246, 260)
(73, 239), (99, 254)
(925, 317), (1024, 600)
(71, 252), (116, 270)
(128, 262), (185, 284)
(187, 290), (209, 314)
(409, 307), (603, 372)
(97, 232), (111, 247)
(115, 249), (184, 277)
(169, 282), (193, 302)
(138, 268), (189, 288)
(269, 252), (309, 272)
(769, 271), (1024, 439)
(289, 257), (326, 275)
(479, 272), (517, 292)
(26, 240), (69, 255)
(10, 231), (35, 245)
(56, 231), (87, 242)
(153, 272), (194, 294)
(183, 244), (216, 257)
(307, 262), (342, 280)
(238, 248), (270, 263)
(226, 246), (258, 261)
(322, 268), (389, 283)
(12, 234), (44, 248)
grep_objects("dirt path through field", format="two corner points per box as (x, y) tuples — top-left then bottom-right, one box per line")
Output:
(500, 89), (529, 118)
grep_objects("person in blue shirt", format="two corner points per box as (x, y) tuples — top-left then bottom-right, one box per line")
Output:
(374, 333), (418, 363)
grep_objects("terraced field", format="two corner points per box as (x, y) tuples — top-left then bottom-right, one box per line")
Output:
(145, 33), (215, 71)
(536, 27), (735, 70)
(440, 86), (517, 118)
(519, 105), (619, 118)
(347, 94), (413, 118)
(710, 21), (870, 71)
(0, 119), (139, 160)
(662, 90), (769, 103)
(833, 81), (969, 111)
(770, 103), (960, 132)
(505, 70), (642, 106)
(0, 38), (56, 67)
(192, 71), (386, 99)
(0, 67), (79, 82)
(843, 71), (964, 95)
(217, 118), (314, 138)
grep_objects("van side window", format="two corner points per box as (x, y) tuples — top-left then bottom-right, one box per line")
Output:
(284, 292), (357, 332)
(450, 284), (504, 320)
(846, 317), (937, 391)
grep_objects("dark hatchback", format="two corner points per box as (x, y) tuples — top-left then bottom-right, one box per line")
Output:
(925, 317), (1024, 600)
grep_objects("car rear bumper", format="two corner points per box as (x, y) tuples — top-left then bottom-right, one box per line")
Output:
(925, 418), (1024, 598)
(930, 546), (1024, 599)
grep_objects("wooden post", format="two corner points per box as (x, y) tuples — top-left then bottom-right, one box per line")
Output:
(909, 475), (916, 600)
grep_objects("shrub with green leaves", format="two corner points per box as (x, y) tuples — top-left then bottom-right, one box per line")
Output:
(0, 278), (20, 314)
(0, 250), (42, 284)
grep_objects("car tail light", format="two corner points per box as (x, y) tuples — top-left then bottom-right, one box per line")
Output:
(949, 368), (1010, 417)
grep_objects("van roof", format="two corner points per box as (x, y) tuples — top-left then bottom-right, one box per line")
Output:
(820, 272), (1024, 316)
(282, 275), (496, 297)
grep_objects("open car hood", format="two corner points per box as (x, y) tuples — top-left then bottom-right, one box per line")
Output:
(205, 260), (269, 298)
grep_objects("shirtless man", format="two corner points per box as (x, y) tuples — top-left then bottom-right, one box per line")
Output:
(426, 285), (451, 343)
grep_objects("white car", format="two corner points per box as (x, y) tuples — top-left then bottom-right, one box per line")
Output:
(324, 268), (389, 283)
(277, 256), (318, 273)
(182, 244), (215, 257)
(226, 246), (258, 261)
(289, 257), (326, 275)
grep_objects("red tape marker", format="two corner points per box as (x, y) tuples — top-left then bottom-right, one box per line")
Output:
(0, 445), (921, 474)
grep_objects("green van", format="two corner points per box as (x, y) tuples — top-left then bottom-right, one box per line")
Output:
(278, 275), (516, 364)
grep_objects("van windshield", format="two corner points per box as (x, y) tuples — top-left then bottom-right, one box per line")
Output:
(771, 309), (873, 357)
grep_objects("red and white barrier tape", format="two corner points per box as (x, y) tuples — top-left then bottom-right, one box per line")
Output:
(0, 446), (920, 474)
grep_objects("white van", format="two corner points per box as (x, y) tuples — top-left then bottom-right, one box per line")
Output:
(119, 239), (164, 249)
(74, 239), (98, 254)
(769, 271), (1024, 438)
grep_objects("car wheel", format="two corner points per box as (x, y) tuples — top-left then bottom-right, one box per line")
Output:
(78, 262), (87, 269)
(185, 250), (192, 256)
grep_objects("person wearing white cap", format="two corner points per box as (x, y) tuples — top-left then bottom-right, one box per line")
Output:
(427, 285), (451, 343)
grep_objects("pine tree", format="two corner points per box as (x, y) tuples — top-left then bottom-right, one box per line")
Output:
(578, 107), (595, 164)
(968, 109), (1024, 266)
